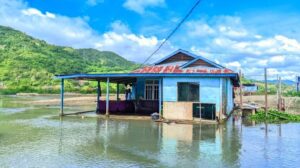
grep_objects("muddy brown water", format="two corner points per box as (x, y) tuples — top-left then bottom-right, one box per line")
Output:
(0, 95), (300, 167)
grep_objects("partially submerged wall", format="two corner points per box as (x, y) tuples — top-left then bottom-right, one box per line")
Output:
(163, 102), (193, 120)
(226, 79), (234, 115)
(136, 76), (235, 121)
(162, 77), (222, 120)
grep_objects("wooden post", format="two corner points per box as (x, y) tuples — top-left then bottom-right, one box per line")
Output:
(277, 75), (279, 110)
(264, 68), (268, 116)
(239, 70), (243, 108)
(96, 80), (101, 114)
(60, 78), (64, 116)
(106, 77), (110, 117)
(279, 76), (282, 111)
(116, 83), (119, 101)
(158, 78), (162, 117)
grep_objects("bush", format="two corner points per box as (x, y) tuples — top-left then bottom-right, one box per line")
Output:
(283, 91), (300, 97)
(250, 109), (300, 122)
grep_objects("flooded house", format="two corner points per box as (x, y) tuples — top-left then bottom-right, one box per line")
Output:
(56, 49), (240, 122)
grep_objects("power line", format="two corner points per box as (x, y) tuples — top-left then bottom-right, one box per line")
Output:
(139, 0), (202, 68)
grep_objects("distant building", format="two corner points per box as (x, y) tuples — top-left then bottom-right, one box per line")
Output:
(242, 84), (258, 94)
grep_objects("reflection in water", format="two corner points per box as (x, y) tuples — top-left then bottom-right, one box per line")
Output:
(1, 95), (300, 167)
(49, 116), (300, 168)
(82, 119), (243, 168)
(58, 116), (63, 154)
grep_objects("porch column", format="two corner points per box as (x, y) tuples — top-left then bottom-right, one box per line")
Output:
(159, 78), (162, 117)
(116, 83), (119, 101)
(96, 80), (101, 114)
(106, 77), (110, 117)
(60, 78), (64, 116)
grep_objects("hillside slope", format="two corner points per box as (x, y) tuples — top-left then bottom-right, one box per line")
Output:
(0, 26), (136, 93)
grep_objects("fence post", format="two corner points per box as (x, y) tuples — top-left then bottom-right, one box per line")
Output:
(264, 68), (268, 117)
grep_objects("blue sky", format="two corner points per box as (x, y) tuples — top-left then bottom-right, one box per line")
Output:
(0, 0), (300, 80)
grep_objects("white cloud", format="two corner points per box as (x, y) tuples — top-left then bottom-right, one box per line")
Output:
(95, 32), (174, 62)
(86, 0), (104, 6)
(0, 0), (98, 48)
(123, 0), (165, 14)
(218, 25), (248, 38)
(21, 8), (56, 19)
(0, 0), (174, 63)
(257, 59), (268, 66)
(270, 55), (285, 63)
(186, 21), (215, 37)
(185, 16), (249, 39)
(225, 61), (241, 69)
(110, 20), (131, 34)
(0, 0), (299, 80)
(186, 16), (300, 80)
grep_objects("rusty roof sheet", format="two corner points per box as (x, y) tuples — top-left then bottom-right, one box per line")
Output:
(132, 65), (234, 74)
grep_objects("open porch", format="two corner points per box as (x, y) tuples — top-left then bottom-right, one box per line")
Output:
(56, 74), (163, 117)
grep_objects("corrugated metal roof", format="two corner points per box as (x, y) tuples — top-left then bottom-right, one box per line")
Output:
(55, 73), (240, 86)
(154, 49), (225, 68)
(56, 73), (238, 79)
(132, 65), (234, 74)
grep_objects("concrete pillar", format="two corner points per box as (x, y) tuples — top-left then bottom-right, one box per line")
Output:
(116, 83), (119, 101)
(60, 78), (64, 116)
(159, 78), (162, 117)
(96, 80), (101, 114)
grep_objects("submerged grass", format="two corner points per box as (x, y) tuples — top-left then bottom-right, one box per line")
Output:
(250, 109), (300, 122)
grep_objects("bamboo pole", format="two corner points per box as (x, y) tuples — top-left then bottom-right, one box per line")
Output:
(239, 70), (243, 108)
(264, 68), (268, 117)
(277, 75), (279, 110)
(279, 76), (282, 111)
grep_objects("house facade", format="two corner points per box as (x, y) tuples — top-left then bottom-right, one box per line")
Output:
(56, 49), (240, 122)
(132, 50), (238, 121)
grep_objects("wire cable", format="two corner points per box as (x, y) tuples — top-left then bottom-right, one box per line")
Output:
(138, 0), (202, 68)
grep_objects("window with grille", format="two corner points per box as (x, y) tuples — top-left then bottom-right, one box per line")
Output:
(145, 80), (159, 100)
(177, 82), (199, 101)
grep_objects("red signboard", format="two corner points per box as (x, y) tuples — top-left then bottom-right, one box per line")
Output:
(132, 65), (234, 74)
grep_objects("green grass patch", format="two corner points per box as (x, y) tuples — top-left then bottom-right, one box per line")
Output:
(250, 109), (300, 122)
(283, 90), (300, 97)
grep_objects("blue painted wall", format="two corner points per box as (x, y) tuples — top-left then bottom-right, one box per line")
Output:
(226, 79), (234, 114)
(136, 78), (145, 99)
(137, 76), (235, 115)
(136, 77), (159, 99)
(162, 77), (222, 113)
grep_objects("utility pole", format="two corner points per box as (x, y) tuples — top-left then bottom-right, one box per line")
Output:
(239, 69), (243, 108)
(277, 75), (279, 111)
(279, 76), (282, 111)
(264, 68), (268, 116)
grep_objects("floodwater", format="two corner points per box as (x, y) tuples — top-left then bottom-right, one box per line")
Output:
(0, 95), (300, 168)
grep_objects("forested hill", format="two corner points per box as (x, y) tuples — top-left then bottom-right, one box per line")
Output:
(0, 25), (137, 94)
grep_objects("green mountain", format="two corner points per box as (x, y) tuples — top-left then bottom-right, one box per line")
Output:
(0, 26), (137, 94)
